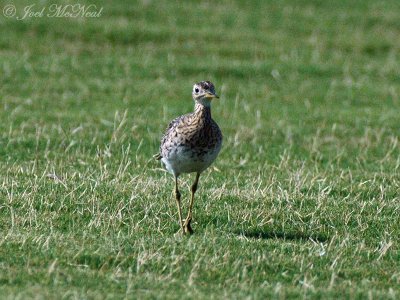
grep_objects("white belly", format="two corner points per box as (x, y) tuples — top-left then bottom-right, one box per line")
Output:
(161, 144), (221, 176)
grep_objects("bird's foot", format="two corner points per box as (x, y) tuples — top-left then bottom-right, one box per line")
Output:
(183, 217), (194, 235)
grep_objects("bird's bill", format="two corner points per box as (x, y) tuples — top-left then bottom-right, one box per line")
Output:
(204, 92), (219, 99)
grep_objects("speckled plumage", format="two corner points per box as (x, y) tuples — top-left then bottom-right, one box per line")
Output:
(155, 81), (222, 234)
(159, 102), (222, 176)
(157, 81), (222, 176)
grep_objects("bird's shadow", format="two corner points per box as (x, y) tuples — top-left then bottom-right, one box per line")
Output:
(234, 229), (329, 243)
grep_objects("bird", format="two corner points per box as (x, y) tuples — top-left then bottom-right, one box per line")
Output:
(154, 81), (222, 235)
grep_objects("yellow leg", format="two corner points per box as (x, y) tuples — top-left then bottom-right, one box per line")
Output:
(174, 176), (185, 234)
(184, 173), (200, 234)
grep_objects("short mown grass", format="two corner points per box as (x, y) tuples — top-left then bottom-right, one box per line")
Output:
(0, 0), (399, 298)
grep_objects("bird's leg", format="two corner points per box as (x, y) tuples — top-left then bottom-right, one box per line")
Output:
(174, 176), (185, 234)
(184, 173), (200, 234)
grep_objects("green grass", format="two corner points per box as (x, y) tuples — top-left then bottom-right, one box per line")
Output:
(1, 0), (399, 298)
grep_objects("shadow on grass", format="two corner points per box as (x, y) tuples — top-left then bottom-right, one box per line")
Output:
(234, 229), (329, 243)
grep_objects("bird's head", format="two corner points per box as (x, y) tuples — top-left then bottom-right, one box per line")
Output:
(192, 81), (219, 107)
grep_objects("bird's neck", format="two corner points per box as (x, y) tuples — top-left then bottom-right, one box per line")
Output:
(194, 102), (211, 121)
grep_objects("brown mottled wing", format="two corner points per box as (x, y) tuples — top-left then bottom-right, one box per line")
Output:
(154, 114), (188, 160)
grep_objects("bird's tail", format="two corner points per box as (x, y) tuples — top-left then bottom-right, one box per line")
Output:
(153, 153), (162, 160)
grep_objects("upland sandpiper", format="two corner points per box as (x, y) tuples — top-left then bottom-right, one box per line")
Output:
(155, 81), (222, 235)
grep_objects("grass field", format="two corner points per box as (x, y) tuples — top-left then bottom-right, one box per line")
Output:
(1, 0), (399, 298)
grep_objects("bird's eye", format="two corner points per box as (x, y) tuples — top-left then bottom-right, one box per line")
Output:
(195, 88), (199, 93)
